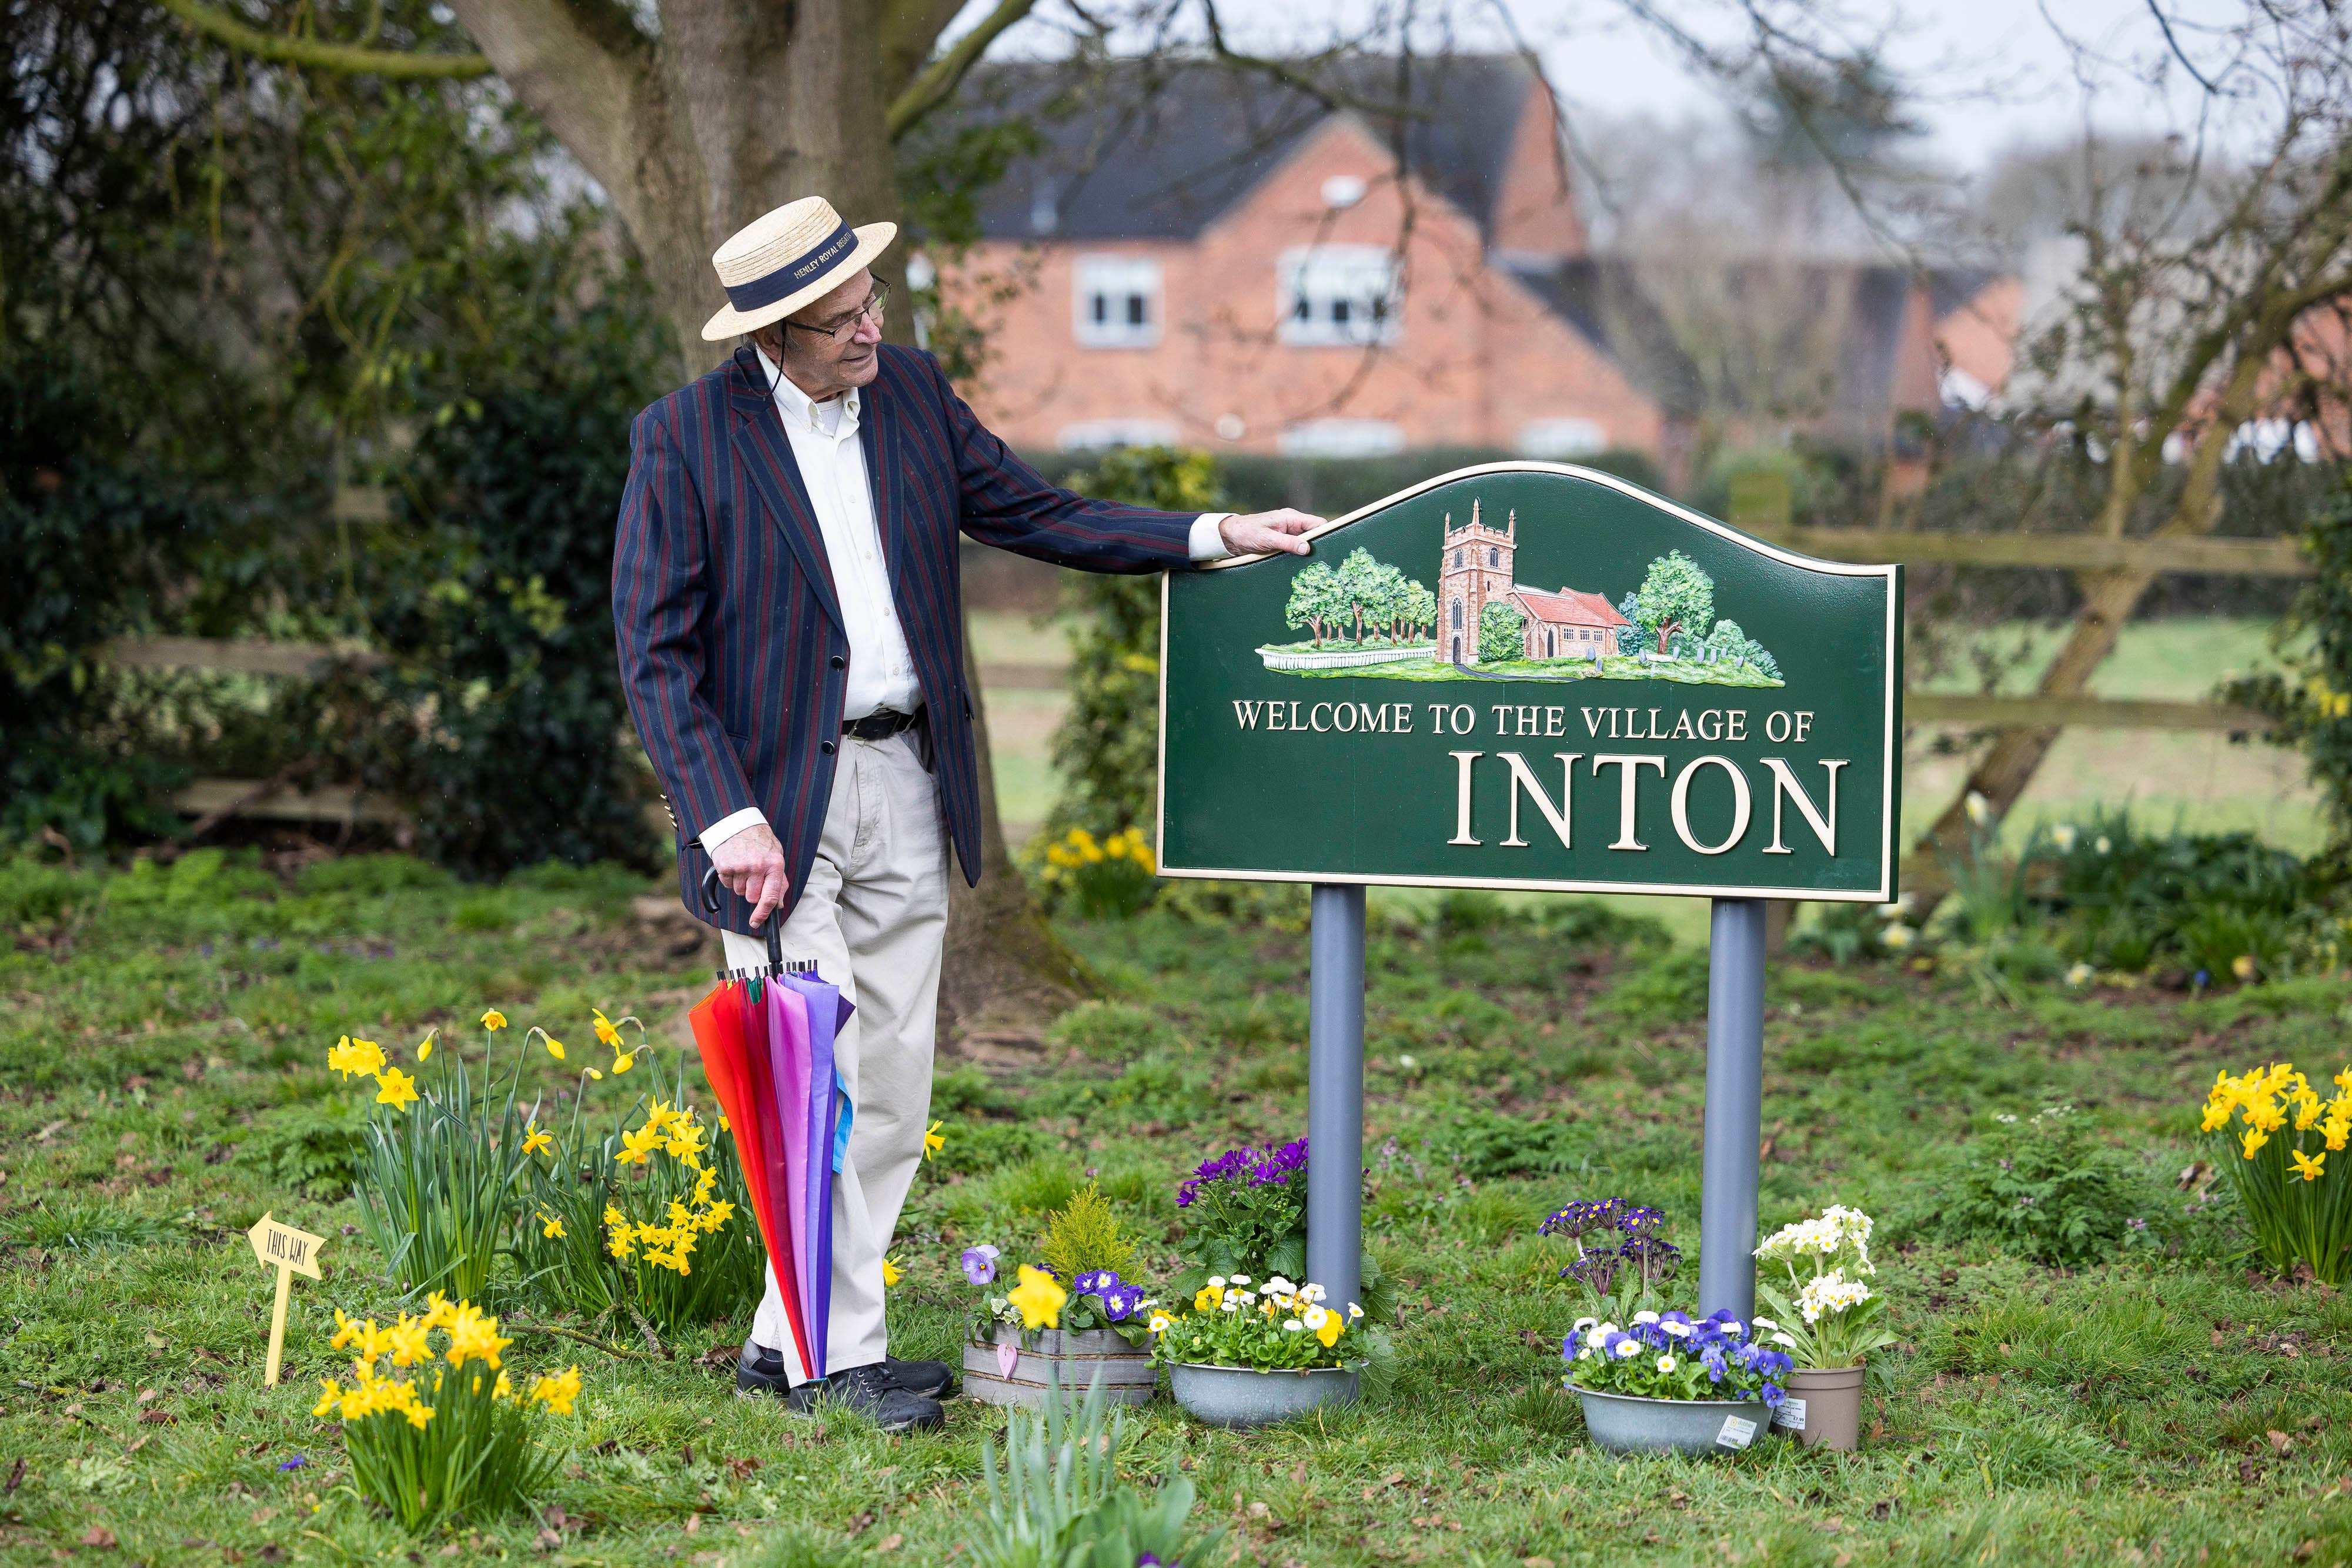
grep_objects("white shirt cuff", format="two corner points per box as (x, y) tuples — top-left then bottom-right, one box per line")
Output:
(699, 807), (769, 854)
(1188, 513), (1234, 561)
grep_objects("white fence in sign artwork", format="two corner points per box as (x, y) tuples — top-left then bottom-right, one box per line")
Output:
(1256, 644), (1436, 671)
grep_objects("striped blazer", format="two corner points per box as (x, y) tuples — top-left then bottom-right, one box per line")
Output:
(613, 343), (1198, 933)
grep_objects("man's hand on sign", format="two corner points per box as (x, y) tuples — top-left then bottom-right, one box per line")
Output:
(713, 823), (791, 928)
(1220, 509), (1321, 558)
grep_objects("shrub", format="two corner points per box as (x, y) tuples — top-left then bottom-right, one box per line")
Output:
(1479, 600), (1526, 661)
(1900, 1105), (2157, 1266)
(2220, 476), (2352, 859)
(1039, 1181), (1136, 1284)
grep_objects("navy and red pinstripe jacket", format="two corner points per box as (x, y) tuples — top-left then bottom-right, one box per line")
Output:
(613, 343), (1197, 934)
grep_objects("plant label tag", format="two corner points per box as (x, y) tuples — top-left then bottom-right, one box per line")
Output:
(995, 1342), (1020, 1379)
(1716, 1415), (1758, 1450)
(1773, 1398), (1807, 1431)
(245, 1211), (327, 1388)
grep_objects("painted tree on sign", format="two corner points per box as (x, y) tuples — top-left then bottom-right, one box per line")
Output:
(1284, 561), (1342, 647)
(1399, 579), (1437, 644)
(1635, 551), (1715, 655)
(1479, 601), (1527, 663)
(1336, 547), (1388, 644)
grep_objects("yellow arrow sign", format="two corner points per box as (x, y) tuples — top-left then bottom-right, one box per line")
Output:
(246, 1212), (328, 1386)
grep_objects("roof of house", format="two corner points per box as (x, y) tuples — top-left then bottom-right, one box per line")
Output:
(1509, 586), (1627, 627)
(950, 55), (1542, 245)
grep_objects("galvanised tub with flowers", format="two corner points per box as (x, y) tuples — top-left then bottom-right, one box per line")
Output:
(960, 1184), (1159, 1408)
(1564, 1310), (1793, 1456)
(1154, 1274), (1363, 1428)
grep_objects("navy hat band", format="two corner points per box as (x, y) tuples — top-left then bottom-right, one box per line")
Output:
(724, 220), (860, 313)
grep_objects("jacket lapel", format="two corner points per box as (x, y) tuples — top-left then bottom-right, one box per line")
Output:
(857, 373), (909, 597)
(727, 349), (844, 634)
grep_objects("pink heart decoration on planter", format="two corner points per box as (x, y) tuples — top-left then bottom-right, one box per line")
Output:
(996, 1341), (1020, 1379)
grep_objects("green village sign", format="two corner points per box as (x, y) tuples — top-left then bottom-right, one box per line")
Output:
(1155, 463), (1904, 1326)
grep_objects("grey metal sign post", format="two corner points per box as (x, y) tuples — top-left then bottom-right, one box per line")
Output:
(1305, 884), (1366, 1315)
(1698, 897), (1768, 1319)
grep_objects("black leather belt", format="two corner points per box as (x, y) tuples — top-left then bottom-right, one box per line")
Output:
(841, 706), (922, 741)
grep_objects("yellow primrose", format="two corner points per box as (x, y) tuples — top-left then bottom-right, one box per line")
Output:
(374, 1067), (420, 1112)
(2293, 1149), (2327, 1182)
(481, 1008), (507, 1031)
(1008, 1265), (1068, 1330)
(1314, 1312), (1345, 1349)
(2243, 1127), (2271, 1160)
(520, 1124), (553, 1158)
(924, 1120), (945, 1161)
(1194, 1285), (1220, 1312)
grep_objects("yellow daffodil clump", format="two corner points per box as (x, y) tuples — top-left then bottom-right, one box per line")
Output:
(1037, 825), (1159, 918)
(2203, 1061), (2352, 1286)
(318, 1296), (579, 1530)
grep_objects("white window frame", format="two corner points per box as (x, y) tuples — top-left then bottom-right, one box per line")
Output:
(1277, 418), (1406, 458)
(1515, 417), (1608, 459)
(1073, 255), (1163, 349)
(1278, 245), (1402, 347)
(1055, 418), (1181, 453)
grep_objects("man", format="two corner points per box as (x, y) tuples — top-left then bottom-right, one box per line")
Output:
(612, 196), (1321, 1432)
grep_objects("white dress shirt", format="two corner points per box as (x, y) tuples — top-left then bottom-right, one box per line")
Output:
(700, 357), (1232, 852)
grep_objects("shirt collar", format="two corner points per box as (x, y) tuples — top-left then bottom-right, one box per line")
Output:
(761, 352), (860, 436)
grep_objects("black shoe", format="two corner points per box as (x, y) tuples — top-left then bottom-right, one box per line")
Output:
(734, 1342), (791, 1397)
(784, 1362), (944, 1432)
(883, 1355), (956, 1399)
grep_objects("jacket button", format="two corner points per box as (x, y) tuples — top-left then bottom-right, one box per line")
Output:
(830, 655), (846, 670)
(820, 740), (836, 755)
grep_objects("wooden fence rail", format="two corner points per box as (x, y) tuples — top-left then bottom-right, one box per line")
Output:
(1743, 525), (2312, 577)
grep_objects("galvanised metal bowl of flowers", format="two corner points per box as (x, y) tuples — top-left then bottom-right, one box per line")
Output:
(1152, 1275), (1364, 1428)
(1564, 1310), (1793, 1456)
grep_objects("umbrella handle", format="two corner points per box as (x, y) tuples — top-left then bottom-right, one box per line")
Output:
(700, 865), (786, 965)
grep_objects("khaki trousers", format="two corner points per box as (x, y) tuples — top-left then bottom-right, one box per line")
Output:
(717, 730), (948, 1385)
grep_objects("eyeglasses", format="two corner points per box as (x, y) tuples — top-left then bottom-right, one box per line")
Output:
(784, 283), (889, 344)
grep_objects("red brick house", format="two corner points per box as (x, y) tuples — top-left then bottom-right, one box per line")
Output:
(934, 56), (2022, 484)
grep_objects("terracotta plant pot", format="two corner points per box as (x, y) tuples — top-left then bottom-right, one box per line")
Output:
(961, 1326), (1155, 1409)
(1783, 1363), (1866, 1450)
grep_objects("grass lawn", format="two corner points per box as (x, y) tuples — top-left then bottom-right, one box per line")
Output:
(6, 854), (2352, 1564)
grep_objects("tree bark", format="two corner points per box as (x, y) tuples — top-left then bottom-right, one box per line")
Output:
(447, 0), (1083, 1032)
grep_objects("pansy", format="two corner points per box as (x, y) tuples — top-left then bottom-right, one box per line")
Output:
(960, 1245), (1000, 1286)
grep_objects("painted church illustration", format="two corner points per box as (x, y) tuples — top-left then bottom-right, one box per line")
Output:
(1438, 499), (1628, 667)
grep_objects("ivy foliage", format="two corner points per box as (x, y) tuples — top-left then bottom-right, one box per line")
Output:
(1038, 447), (1224, 848)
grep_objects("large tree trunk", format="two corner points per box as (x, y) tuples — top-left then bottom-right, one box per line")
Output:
(450, 0), (1082, 1032)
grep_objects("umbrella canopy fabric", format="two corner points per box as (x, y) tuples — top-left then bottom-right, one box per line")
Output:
(699, 978), (812, 1378)
(779, 972), (853, 1373)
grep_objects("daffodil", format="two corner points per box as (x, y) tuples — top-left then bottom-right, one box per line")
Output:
(374, 1067), (420, 1112)
(593, 1009), (622, 1049)
(2201, 1097), (2234, 1132)
(539, 1210), (566, 1239)
(612, 1049), (634, 1074)
(543, 1034), (566, 1061)
(883, 1256), (902, 1289)
(1008, 1265), (1068, 1330)
(617, 1125), (663, 1165)
(2243, 1126), (2271, 1160)
(328, 1035), (387, 1081)
(528, 1366), (583, 1416)
(481, 1008), (507, 1031)
(924, 1120), (944, 1161)
(643, 1099), (679, 1134)
(2293, 1149), (2327, 1182)
(520, 1123), (553, 1157)
(415, 1031), (435, 1061)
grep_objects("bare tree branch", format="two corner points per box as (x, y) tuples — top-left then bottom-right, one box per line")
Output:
(888, 0), (1040, 141)
(151, 0), (493, 76)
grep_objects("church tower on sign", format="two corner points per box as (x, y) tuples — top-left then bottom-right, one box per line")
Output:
(1438, 499), (1515, 666)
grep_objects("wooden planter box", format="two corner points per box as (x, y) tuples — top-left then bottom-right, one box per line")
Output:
(961, 1325), (1155, 1409)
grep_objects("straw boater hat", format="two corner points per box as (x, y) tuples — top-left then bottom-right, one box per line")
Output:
(700, 196), (897, 343)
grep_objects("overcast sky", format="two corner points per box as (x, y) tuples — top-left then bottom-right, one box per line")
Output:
(956, 0), (2233, 173)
